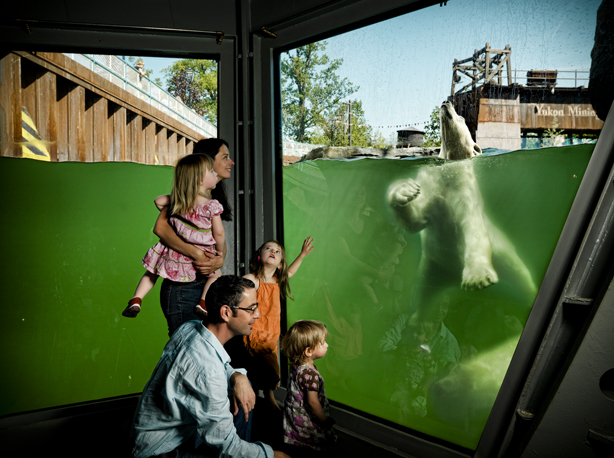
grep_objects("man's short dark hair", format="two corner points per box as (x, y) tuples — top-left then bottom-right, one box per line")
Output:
(205, 275), (255, 324)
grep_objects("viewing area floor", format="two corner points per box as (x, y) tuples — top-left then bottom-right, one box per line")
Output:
(0, 394), (412, 457)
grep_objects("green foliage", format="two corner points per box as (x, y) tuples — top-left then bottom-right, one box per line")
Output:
(281, 42), (358, 143)
(571, 132), (598, 144)
(423, 106), (441, 147)
(370, 131), (389, 149)
(542, 116), (565, 147)
(310, 100), (386, 147)
(385, 132), (399, 148)
(524, 133), (541, 149)
(162, 59), (218, 125)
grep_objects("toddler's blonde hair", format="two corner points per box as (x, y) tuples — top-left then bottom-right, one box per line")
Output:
(170, 154), (214, 216)
(281, 320), (327, 365)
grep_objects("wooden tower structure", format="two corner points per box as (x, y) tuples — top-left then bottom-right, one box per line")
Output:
(451, 43), (512, 96)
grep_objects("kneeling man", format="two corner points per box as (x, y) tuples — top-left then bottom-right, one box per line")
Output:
(130, 275), (289, 458)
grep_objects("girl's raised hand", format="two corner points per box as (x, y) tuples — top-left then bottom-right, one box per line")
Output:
(301, 236), (314, 257)
(288, 237), (314, 278)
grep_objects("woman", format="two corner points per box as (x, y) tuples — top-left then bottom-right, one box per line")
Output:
(153, 138), (235, 336)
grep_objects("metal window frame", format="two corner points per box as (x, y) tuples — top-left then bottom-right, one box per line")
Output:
(251, 1), (614, 457)
(2, 1), (613, 455)
(0, 23), (245, 272)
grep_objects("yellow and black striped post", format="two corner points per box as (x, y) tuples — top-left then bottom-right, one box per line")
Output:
(21, 106), (50, 161)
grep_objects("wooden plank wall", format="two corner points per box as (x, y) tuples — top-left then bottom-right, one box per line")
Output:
(0, 53), (24, 158)
(0, 52), (200, 165)
(520, 103), (604, 131)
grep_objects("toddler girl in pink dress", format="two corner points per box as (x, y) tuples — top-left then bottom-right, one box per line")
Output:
(122, 154), (224, 318)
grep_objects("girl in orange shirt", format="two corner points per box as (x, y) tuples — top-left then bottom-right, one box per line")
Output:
(241, 237), (314, 409)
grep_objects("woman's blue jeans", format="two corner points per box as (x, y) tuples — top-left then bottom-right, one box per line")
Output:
(160, 278), (204, 337)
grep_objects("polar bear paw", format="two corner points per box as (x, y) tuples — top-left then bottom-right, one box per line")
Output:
(461, 263), (499, 290)
(388, 180), (421, 207)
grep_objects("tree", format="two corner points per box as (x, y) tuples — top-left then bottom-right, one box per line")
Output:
(281, 42), (358, 143)
(542, 116), (565, 147)
(151, 77), (164, 87)
(423, 106), (441, 147)
(310, 100), (386, 147)
(386, 132), (399, 149)
(163, 59), (218, 125)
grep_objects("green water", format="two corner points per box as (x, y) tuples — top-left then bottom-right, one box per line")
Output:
(0, 145), (594, 447)
(282, 145), (594, 449)
(0, 157), (174, 416)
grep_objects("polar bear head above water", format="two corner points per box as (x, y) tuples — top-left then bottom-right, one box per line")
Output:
(439, 101), (482, 160)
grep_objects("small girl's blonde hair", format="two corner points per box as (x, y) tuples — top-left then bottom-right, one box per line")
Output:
(281, 320), (328, 366)
(170, 154), (214, 216)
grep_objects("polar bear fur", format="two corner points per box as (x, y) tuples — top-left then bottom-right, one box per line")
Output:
(388, 102), (536, 313)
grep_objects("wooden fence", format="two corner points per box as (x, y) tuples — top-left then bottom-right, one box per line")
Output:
(0, 51), (206, 165)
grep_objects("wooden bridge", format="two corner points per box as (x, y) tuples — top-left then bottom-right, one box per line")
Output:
(0, 52), (209, 165)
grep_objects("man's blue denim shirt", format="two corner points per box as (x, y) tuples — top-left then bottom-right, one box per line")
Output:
(131, 320), (273, 458)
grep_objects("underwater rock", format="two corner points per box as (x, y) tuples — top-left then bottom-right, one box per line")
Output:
(387, 147), (440, 158)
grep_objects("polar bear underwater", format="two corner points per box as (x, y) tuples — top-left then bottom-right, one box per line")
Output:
(387, 101), (537, 317)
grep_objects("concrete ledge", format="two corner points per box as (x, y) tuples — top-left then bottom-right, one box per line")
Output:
(274, 387), (471, 458)
(302, 146), (440, 161)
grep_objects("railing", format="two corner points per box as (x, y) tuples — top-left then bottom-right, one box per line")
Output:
(511, 69), (590, 88)
(63, 54), (217, 138)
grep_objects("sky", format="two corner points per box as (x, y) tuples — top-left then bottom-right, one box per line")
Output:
(320, 0), (601, 141)
(137, 56), (176, 84)
(139, 0), (602, 142)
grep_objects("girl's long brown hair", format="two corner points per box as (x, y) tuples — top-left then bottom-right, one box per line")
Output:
(249, 240), (293, 300)
(169, 154), (214, 216)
